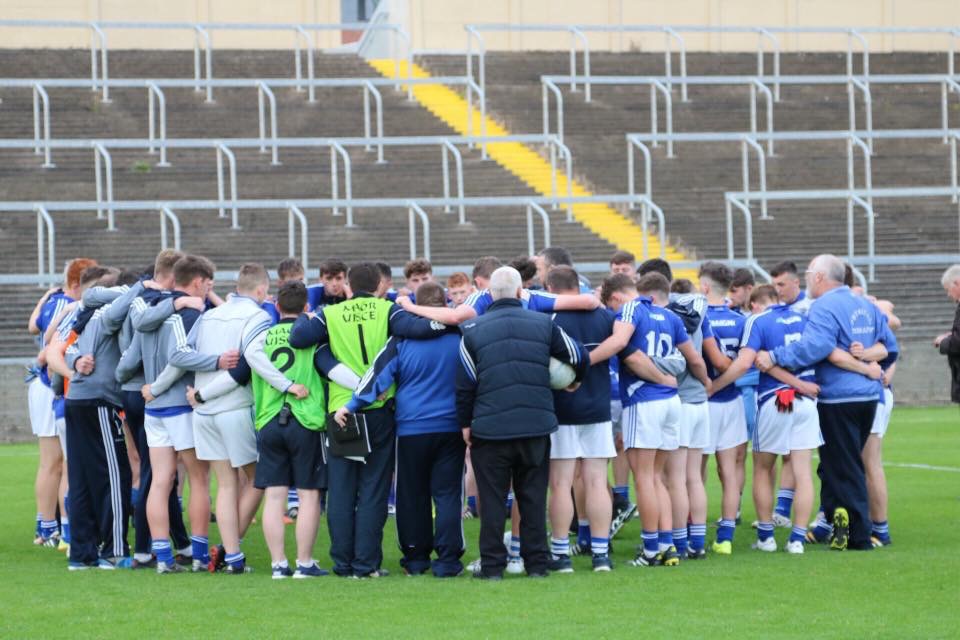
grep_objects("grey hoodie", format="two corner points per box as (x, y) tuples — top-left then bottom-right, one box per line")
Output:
(115, 292), (176, 391)
(65, 283), (145, 407)
(139, 304), (219, 412)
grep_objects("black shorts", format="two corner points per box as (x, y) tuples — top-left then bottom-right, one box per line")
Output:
(254, 414), (327, 490)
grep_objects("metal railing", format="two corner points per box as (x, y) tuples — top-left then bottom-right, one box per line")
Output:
(0, 193), (665, 280)
(34, 205), (55, 286)
(725, 186), (960, 283)
(0, 19), (413, 102)
(625, 128), (960, 227)
(5, 76), (488, 162)
(464, 24), (960, 109)
(542, 72), (960, 149)
(0, 133), (572, 229)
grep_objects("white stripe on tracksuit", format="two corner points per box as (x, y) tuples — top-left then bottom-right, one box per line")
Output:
(97, 406), (124, 558)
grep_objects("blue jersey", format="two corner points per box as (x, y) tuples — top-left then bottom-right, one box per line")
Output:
(771, 287), (898, 404)
(742, 303), (815, 407)
(36, 292), (73, 387)
(306, 283), (347, 312)
(705, 304), (746, 402)
(260, 299), (280, 325)
(617, 296), (689, 405)
(551, 307), (616, 424)
(465, 288), (558, 316)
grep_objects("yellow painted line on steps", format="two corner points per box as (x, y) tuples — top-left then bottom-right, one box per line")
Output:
(368, 59), (694, 278)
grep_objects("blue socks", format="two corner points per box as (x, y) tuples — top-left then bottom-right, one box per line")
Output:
(613, 485), (630, 502)
(641, 530), (659, 557)
(505, 491), (514, 510)
(508, 536), (521, 560)
(60, 516), (70, 544)
(757, 522), (774, 542)
(35, 513), (42, 537)
(657, 530), (674, 552)
(689, 523), (707, 552)
(224, 551), (245, 569)
(466, 495), (477, 514)
(811, 514), (833, 541)
(40, 519), (58, 539)
(717, 518), (736, 543)
(152, 539), (173, 564)
(287, 488), (299, 510)
(872, 520), (890, 544)
(775, 488), (795, 519)
(550, 537), (570, 557)
(591, 536), (609, 556)
(131, 486), (141, 510)
(191, 535), (209, 564)
(672, 527), (688, 555)
(790, 525), (807, 543)
(577, 519), (591, 546)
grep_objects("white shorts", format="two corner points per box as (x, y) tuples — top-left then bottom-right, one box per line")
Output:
(55, 418), (67, 458)
(706, 399), (748, 454)
(622, 396), (682, 451)
(679, 401), (710, 450)
(550, 422), (617, 459)
(753, 396), (824, 455)
(28, 378), (57, 438)
(610, 400), (623, 435)
(193, 408), (258, 467)
(145, 412), (195, 451)
(870, 388), (894, 438)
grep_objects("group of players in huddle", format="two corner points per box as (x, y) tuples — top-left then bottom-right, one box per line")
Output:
(25, 245), (899, 577)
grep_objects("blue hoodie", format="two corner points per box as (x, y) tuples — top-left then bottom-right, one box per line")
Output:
(771, 286), (898, 404)
(347, 332), (461, 436)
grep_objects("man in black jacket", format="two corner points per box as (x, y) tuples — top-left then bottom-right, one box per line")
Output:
(456, 266), (590, 580)
(935, 265), (960, 403)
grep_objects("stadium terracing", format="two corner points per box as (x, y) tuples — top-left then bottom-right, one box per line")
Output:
(0, 18), (956, 403)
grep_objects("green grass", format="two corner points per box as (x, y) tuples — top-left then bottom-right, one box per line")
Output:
(1, 406), (958, 638)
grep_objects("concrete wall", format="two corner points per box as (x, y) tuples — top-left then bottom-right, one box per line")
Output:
(0, 0), (343, 49)
(403, 0), (960, 52)
(0, 339), (953, 443)
(0, 1), (958, 52)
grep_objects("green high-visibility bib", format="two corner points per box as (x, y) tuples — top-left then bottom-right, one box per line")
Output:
(252, 320), (327, 430)
(322, 296), (394, 411)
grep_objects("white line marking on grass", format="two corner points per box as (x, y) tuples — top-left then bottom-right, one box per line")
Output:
(883, 462), (960, 473)
(0, 448), (38, 457)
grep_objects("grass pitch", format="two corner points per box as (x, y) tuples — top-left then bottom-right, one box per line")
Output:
(1, 406), (957, 639)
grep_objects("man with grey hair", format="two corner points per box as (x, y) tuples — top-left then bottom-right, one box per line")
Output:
(755, 254), (897, 551)
(457, 266), (590, 579)
(935, 264), (960, 404)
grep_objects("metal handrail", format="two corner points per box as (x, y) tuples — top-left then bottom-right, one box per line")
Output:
(31, 84), (53, 168)
(741, 136), (768, 219)
(88, 23), (109, 101)
(662, 27), (687, 102)
(147, 83), (169, 166)
(34, 205), (55, 286)
(627, 137), (652, 201)
(635, 195), (668, 260)
(850, 193), (876, 281)
(650, 80), (674, 157)
(550, 139), (575, 221)
(525, 201), (551, 255)
(257, 82), (280, 165)
(287, 203), (309, 268)
(194, 25), (213, 102)
(329, 142), (353, 225)
(542, 78), (565, 143)
(847, 77), (873, 153)
(216, 144), (239, 228)
(294, 26), (316, 102)
(441, 140), (465, 224)
(755, 27), (781, 101)
(941, 78), (960, 142)
(750, 79), (775, 154)
(93, 143), (114, 230)
(362, 81), (385, 162)
(407, 202), (431, 261)
(159, 206), (181, 250)
(0, 20), (411, 103)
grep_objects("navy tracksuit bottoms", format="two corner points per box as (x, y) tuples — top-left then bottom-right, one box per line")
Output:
(65, 400), (131, 564)
(395, 431), (466, 577)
